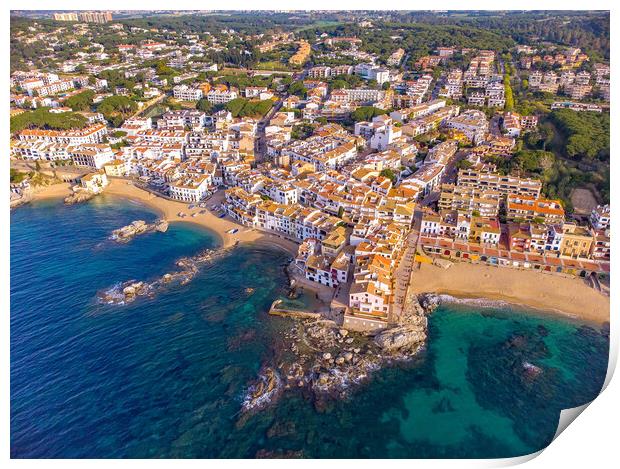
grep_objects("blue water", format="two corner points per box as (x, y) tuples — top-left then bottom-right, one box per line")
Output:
(10, 196), (609, 458)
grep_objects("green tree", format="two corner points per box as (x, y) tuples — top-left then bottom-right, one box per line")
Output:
(504, 73), (514, 111)
(287, 81), (307, 98)
(196, 98), (214, 113)
(97, 95), (138, 124)
(65, 90), (95, 111)
(351, 106), (387, 122)
(10, 108), (88, 134)
(380, 168), (397, 183)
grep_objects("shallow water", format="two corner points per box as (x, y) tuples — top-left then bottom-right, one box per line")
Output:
(11, 196), (609, 458)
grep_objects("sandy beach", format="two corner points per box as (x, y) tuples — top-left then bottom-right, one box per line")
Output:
(30, 178), (299, 256)
(409, 262), (610, 324)
(28, 182), (72, 201)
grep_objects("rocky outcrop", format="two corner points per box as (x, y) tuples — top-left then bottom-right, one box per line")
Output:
(419, 293), (441, 314)
(110, 219), (168, 242)
(154, 220), (168, 232)
(238, 304), (430, 420)
(374, 318), (427, 353)
(64, 191), (95, 205)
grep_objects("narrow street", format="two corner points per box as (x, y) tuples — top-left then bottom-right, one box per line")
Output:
(255, 98), (283, 161)
(489, 114), (502, 137)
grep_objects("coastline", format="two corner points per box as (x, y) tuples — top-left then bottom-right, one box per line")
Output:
(22, 181), (610, 325)
(409, 263), (610, 324)
(28, 179), (299, 256)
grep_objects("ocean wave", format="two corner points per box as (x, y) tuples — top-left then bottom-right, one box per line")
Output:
(431, 294), (512, 309)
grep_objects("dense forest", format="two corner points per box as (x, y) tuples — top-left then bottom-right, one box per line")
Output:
(488, 109), (610, 211)
(390, 11), (610, 60)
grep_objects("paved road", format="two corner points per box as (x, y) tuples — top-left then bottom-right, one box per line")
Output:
(132, 93), (167, 119)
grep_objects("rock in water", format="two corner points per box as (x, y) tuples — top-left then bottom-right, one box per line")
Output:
(155, 220), (169, 232)
(242, 367), (282, 413)
(64, 191), (95, 205)
(111, 219), (168, 242)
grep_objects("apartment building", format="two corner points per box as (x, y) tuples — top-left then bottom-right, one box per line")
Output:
(507, 222), (548, 253)
(457, 169), (542, 198)
(591, 229), (611, 260)
(443, 110), (488, 144)
(103, 159), (129, 177)
(206, 88), (238, 104)
(421, 210), (470, 239)
(173, 84), (203, 101)
(387, 48), (405, 66)
(438, 184), (501, 217)
(77, 11), (113, 23)
(559, 223), (594, 259)
(502, 112), (522, 137)
(550, 102), (602, 112)
(401, 105), (460, 137)
(354, 63), (389, 85)
(506, 194), (565, 224)
(53, 12), (79, 21)
(389, 99), (446, 123)
(331, 88), (385, 105)
(469, 217), (501, 245)
(158, 110), (207, 130)
(11, 141), (69, 161)
(28, 79), (74, 97)
(68, 144), (114, 169)
(168, 174), (212, 202)
(564, 83), (592, 100)
(18, 123), (108, 145)
(590, 204), (610, 230)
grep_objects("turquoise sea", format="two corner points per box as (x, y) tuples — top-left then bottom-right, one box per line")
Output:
(10, 196), (609, 458)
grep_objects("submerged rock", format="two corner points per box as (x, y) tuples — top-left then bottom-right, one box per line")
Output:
(97, 247), (231, 305)
(241, 367), (282, 413)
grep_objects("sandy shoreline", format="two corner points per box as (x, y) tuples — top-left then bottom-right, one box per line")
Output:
(409, 263), (610, 324)
(29, 179), (299, 256)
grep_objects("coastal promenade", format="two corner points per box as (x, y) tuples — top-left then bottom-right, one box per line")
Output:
(389, 229), (420, 324)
